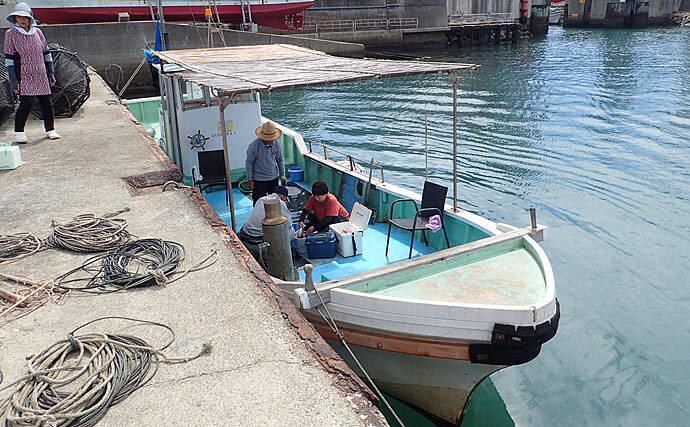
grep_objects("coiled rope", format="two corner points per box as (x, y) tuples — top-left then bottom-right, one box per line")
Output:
(55, 239), (217, 294)
(0, 233), (44, 263)
(0, 317), (212, 426)
(46, 208), (132, 253)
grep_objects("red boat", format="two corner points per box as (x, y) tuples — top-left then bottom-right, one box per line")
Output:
(30, 1), (314, 31)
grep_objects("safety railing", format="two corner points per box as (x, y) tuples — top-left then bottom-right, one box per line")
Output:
(448, 12), (514, 24)
(302, 17), (419, 33)
(308, 141), (385, 183)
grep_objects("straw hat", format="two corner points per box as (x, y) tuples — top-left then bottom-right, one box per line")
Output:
(255, 122), (282, 141)
(7, 3), (34, 25)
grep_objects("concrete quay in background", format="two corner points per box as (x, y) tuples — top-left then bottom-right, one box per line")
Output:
(0, 71), (385, 426)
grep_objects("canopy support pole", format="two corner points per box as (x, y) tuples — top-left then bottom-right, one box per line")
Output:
(452, 71), (458, 211)
(219, 95), (237, 231)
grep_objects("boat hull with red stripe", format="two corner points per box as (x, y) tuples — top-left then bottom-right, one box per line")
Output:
(31, 2), (314, 30)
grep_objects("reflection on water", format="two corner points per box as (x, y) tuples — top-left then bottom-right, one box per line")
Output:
(262, 26), (690, 426)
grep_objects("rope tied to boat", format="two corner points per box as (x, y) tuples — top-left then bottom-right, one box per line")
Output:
(311, 284), (405, 427)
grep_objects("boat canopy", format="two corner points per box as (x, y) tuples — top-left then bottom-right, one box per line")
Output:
(153, 44), (478, 95)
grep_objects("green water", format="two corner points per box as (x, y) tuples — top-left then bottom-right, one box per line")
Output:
(260, 26), (690, 426)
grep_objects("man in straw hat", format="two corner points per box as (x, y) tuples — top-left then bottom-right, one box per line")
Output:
(246, 121), (287, 205)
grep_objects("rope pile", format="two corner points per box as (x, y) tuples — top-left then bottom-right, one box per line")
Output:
(46, 210), (132, 253)
(55, 239), (217, 294)
(0, 317), (212, 426)
(0, 233), (44, 263)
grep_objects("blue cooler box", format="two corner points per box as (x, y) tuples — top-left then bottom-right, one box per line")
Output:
(306, 231), (337, 259)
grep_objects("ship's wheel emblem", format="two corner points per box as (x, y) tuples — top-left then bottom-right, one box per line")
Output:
(188, 130), (209, 150)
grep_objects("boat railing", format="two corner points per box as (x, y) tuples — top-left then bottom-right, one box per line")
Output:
(307, 141), (385, 183)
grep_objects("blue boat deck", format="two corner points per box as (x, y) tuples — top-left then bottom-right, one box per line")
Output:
(203, 188), (437, 284)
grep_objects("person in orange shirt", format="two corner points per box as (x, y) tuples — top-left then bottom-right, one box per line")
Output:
(298, 181), (349, 235)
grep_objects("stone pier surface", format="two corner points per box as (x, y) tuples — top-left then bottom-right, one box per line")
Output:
(0, 72), (385, 425)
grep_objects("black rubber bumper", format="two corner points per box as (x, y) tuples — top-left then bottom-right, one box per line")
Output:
(469, 299), (560, 365)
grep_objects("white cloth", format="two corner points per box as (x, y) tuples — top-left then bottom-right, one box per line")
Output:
(241, 194), (293, 239)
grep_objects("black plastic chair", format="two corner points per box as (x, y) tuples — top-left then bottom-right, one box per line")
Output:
(385, 181), (451, 259)
(193, 150), (229, 205)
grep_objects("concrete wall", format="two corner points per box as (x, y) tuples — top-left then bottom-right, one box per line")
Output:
(306, 0), (448, 28)
(681, 0), (690, 10)
(0, 22), (363, 96)
(564, 0), (682, 26)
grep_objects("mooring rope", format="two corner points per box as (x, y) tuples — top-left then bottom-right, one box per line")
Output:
(54, 239), (218, 294)
(46, 209), (132, 253)
(312, 289), (405, 427)
(0, 317), (212, 426)
(0, 233), (44, 263)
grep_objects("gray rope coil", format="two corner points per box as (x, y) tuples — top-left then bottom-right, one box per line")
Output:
(46, 210), (132, 253)
(0, 233), (44, 263)
(55, 239), (185, 294)
(0, 317), (211, 426)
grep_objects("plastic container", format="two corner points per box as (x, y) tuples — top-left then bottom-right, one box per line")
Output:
(288, 166), (304, 182)
(330, 202), (372, 257)
(0, 144), (21, 170)
(306, 230), (336, 259)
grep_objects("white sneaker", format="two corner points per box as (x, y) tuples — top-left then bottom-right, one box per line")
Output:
(14, 132), (27, 143)
(46, 130), (60, 140)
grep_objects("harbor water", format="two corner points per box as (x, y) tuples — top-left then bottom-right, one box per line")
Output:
(259, 26), (690, 425)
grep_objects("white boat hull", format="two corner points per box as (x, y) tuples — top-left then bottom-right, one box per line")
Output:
(328, 339), (501, 424)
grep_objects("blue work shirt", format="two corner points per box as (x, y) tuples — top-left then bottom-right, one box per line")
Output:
(245, 138), (285, 182)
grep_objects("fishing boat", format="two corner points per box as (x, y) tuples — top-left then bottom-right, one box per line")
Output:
(30, 1), (313, 30)
(125, 44), (560, 424)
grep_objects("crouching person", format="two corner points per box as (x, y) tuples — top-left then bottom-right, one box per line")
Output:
(299, 181), (349, 236)
(238, 186), (293, 262)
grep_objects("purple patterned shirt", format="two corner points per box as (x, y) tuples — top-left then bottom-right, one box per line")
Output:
(4, 27), (51, 96)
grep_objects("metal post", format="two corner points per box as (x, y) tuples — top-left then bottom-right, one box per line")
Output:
(365, 158), (374, 204)
(452, 71), (458, 211)
(323, 145), (328, 159)
(156, 0), (168, 50)
(219, 96), (237, 231)
(239, 0), (247, 25)
(530, 206), (537, 229)
(424, 106), (428, 180)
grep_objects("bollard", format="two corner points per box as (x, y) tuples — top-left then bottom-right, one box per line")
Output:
(262, 200), (295, 281)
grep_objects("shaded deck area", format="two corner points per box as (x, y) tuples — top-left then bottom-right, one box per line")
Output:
(204, 187), (437, 284)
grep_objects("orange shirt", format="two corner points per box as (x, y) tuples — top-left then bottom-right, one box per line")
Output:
(304, 194), (350, 221)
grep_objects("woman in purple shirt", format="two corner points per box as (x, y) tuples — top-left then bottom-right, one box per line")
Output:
(4, 3), (59, 143)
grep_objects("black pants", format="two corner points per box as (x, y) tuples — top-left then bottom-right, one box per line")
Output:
(15, 95), (54, 133)
(303, 212), (348, 232)
(252, 177), (278, 205)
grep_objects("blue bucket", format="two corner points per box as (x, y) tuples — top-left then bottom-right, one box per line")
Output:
(288, 166), (304, 182)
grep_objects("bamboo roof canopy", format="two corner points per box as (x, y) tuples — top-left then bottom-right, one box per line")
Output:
(154, 44), (478, 95)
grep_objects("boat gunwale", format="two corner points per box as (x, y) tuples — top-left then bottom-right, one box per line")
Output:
(328, 234), (556, 324)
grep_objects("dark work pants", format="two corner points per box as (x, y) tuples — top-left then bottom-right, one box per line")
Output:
(15, 94), (54, 132)
(252, 177), (279, 205)
(303, 211), (348, 232)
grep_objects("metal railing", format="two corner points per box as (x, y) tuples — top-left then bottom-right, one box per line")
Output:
(308, 141), (385, 183)
(302, 17), (419, 33)
(448, 12), (514, 24)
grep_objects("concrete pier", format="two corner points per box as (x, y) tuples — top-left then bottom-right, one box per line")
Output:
(0, 72), (385, 425)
